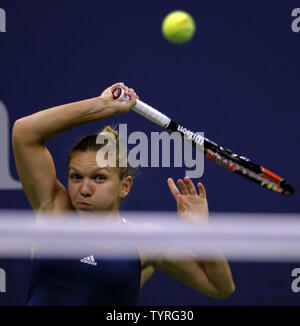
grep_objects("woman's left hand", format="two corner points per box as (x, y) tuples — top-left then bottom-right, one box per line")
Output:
(167, 177), (209, 222)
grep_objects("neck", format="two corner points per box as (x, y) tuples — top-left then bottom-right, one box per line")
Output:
(78, 209), (122, 222)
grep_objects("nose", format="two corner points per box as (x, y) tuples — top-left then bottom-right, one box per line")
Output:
(79, 179), (93, 197)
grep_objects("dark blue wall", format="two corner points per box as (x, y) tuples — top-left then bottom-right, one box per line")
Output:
(0, 0), (299, 305)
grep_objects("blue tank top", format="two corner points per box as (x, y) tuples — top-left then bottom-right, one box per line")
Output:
(27, 219), (141, 306)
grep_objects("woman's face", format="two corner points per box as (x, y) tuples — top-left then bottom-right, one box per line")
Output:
(68, 151), (132, 214)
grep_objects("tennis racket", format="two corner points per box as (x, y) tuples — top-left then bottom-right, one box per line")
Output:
(112, 87), (295, 195)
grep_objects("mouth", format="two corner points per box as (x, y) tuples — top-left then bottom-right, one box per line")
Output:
(78, 201), (92, 208)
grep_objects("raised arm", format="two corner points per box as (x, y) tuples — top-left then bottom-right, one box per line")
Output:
(12, 82), (138, 211)
(153, 177), (235, 299)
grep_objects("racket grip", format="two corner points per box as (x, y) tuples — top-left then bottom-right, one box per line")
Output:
(112, 87), (171, 128)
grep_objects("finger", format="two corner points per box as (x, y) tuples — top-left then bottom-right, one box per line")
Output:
(127, 88), (135, 98)
(197, 182), (207, 198)
(167, 178), (181, 200)
(101, 82), (125, 97)
(109, 82), (132, 97)
(128, 88), (138, 96)
(122, 87), (137, 99)
(110, 82), (125, 90)
(183, 177), (197, 195)
(177, 194), (185, 212)
(126, 92), (137, 109)
(131, 89), (139, 100)
(110, 82), (125, 88)
(177, 179), (189, 195)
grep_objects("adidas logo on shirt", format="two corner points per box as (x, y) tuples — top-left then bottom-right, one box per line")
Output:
(80, 255), (98, 266)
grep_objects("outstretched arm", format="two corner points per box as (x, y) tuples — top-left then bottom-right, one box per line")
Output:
(153, 177), (235, 299)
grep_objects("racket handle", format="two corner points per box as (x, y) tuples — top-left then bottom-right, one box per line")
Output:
(112, 87), (171, 128)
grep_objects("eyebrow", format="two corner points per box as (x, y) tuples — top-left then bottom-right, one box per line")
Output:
(69, 167), (109, 173)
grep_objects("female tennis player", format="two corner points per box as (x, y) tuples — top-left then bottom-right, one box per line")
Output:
(12, 82), (235, 305)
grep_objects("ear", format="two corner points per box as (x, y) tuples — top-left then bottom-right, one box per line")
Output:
(119, 176), (133, 199)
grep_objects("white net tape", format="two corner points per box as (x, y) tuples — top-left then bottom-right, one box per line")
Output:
(0, 211), (299, 261)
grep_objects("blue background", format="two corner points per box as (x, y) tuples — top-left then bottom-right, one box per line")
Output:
(0, 0), (299, 305)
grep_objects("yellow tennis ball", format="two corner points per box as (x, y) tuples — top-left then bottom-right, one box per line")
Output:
(162, 11), (196, 44)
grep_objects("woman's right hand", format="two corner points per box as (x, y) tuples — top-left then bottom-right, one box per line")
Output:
(99, 82), (139, 115)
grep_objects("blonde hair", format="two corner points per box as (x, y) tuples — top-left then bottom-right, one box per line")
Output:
(68, 125), (131, 180)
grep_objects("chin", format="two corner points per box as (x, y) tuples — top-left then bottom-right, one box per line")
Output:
(77, 210), (99, 218)
(77, 207), (95, 214)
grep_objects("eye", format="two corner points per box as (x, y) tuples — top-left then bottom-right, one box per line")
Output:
(69, 173), (81, 180)
(94, 174), (106, 182)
